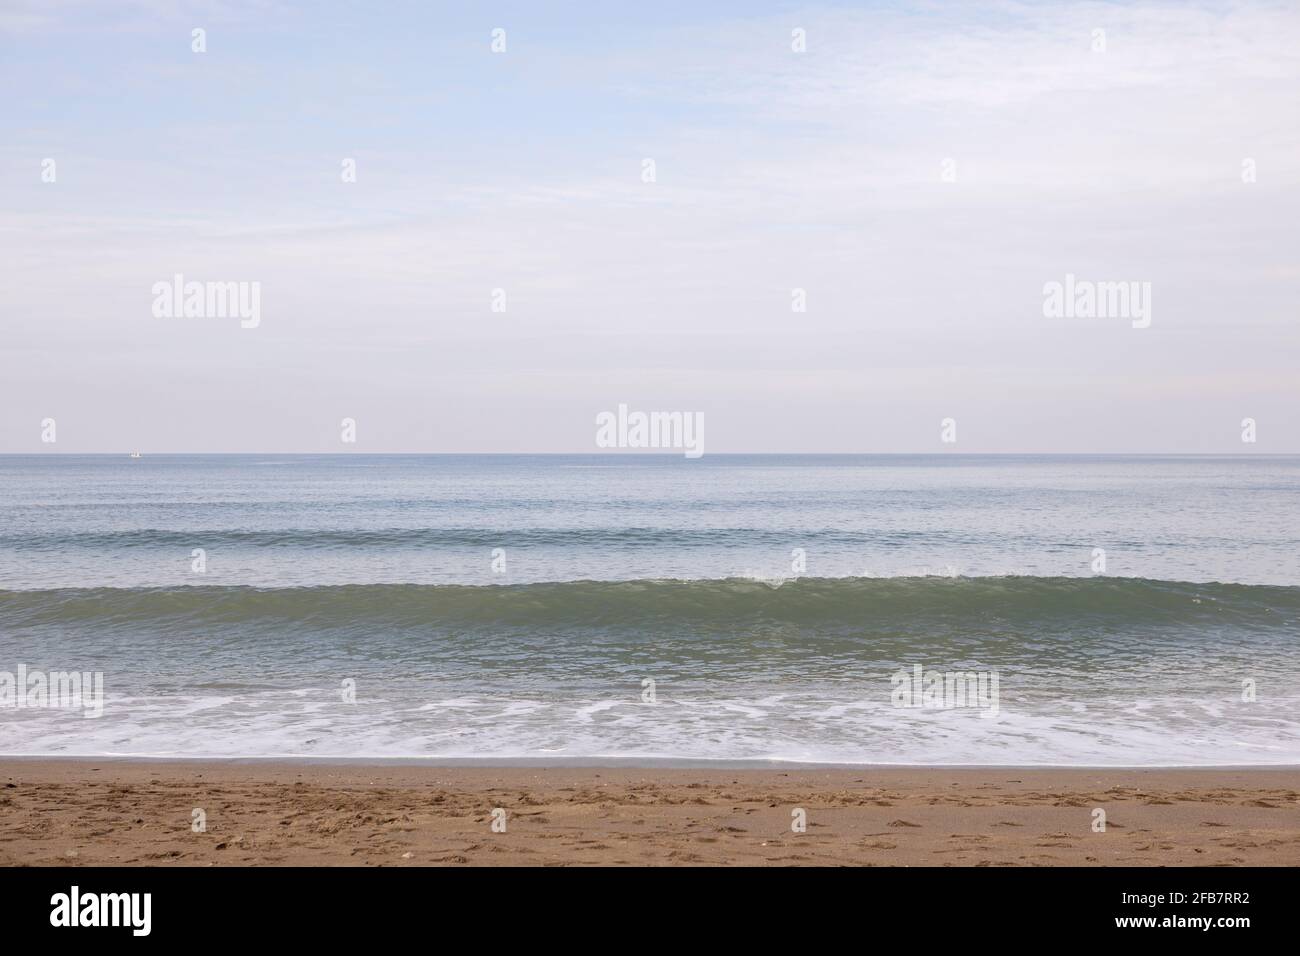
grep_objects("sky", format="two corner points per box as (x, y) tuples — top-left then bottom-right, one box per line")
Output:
(2, 0), (1298, 453)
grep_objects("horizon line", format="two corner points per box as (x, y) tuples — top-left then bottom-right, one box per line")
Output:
(3, 451), (1297, 458)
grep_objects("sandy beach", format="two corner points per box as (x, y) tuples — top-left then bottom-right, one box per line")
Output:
(1, 761), (1297, 866)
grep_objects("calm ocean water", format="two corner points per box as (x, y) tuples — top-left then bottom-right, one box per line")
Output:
(1, 454), (1298, 764)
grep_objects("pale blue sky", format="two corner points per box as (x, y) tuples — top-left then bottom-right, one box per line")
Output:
(3, 1), (1298, 452)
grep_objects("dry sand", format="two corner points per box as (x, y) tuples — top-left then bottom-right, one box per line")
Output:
(1, 761), (1298, 866)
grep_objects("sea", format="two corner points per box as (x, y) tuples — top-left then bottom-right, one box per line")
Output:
(1, 454), (1297, 765)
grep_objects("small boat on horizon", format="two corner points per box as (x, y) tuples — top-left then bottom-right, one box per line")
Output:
(129, 451), (142, 459)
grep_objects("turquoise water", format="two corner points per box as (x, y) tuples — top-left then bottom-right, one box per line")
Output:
(1, 454), (1298, 764)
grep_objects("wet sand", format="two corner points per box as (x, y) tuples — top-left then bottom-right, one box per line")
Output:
(1, 761), (1297, 866)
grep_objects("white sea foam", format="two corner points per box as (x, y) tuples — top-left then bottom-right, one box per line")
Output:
(5, 687), (1300, 765)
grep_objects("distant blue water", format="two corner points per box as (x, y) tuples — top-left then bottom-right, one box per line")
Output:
(1, 454), (1297, 764)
